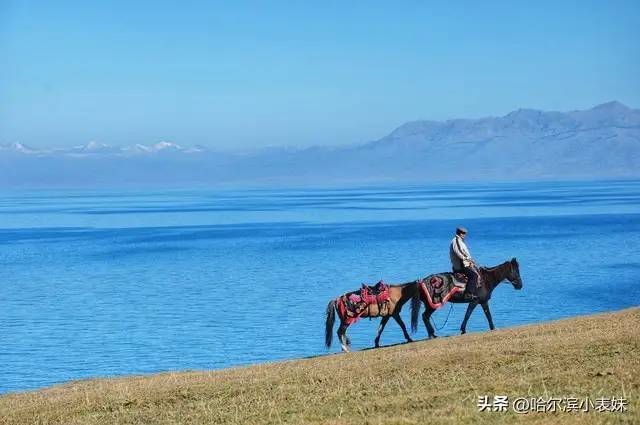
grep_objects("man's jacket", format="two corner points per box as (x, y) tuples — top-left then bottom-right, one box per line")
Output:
(450, 235), (473, 271)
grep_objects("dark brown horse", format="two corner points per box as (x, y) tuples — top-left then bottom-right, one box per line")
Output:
(411, 258), (523, 338)
(325, 282), (418, 352)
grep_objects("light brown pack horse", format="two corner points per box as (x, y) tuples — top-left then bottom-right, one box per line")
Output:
(325, 282), (418, 352)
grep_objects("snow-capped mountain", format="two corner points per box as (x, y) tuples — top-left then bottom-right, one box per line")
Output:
(0, 142), (41, 154)
(0, 141), (206, 156)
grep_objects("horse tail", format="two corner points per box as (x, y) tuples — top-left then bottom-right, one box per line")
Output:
(325, 299), (337, 348)
(411, 284), (422, 333)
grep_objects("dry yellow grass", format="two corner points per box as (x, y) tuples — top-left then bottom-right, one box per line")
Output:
(1, 308), (638, 425)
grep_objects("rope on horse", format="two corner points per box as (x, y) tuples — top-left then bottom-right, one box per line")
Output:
(431, 302), (455, 331)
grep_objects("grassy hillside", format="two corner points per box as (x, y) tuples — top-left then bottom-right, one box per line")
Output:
(1, 308), (638, 424)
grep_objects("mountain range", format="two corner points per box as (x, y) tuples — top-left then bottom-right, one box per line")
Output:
(1, 101), (638, 187)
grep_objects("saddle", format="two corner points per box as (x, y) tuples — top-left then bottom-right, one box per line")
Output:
(341, 281), (390, 322)
(451, 267), (484, 290)
(452, 272), (468, 288)
(360, 281), (390, 303)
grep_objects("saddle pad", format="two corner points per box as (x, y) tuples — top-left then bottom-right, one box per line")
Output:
(418, 273), (464, 309)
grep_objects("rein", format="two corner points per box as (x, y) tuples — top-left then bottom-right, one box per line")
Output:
(431, 302), (455, 331)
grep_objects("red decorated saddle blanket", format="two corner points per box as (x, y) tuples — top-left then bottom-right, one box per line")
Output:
(418, 273), (466, 309)
(337, 281), (390, 324)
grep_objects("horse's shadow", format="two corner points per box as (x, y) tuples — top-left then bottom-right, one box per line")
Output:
(305, 336), (452, 361)
(361, 340), (413, 351)
(362, 336), (453, 351)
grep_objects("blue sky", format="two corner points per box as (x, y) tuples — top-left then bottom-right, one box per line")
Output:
(1, 0), (639, 150)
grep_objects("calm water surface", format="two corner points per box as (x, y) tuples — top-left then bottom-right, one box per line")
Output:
(1, 180), (639, 393)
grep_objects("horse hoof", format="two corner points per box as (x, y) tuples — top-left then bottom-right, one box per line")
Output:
(460, 330), (466, 335)
(429, 335), (437, 339)
(406, 338), (413, 343)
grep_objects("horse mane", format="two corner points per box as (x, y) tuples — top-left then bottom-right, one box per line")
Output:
(480, 260), (511, 273)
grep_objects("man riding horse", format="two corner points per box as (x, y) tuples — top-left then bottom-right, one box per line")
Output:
(449, 226), (481, 300)
(326, 227), (523, 350)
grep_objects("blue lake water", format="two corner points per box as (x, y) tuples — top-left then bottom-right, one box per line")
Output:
(1, 180), (639, 394)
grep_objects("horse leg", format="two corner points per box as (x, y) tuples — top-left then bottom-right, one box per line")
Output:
(337, 322), (350, 352)
(422, 307), (437, 338)
(460, 301), (479, 335)
(481, 301), (495, 330)
(393, 313), (413, 343)
(374, 316), (390, 348)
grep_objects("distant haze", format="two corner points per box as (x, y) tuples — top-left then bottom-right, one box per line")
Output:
(1, 102), (638, 188)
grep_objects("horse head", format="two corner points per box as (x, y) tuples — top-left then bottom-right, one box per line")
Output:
(507, 257), (523, 290)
